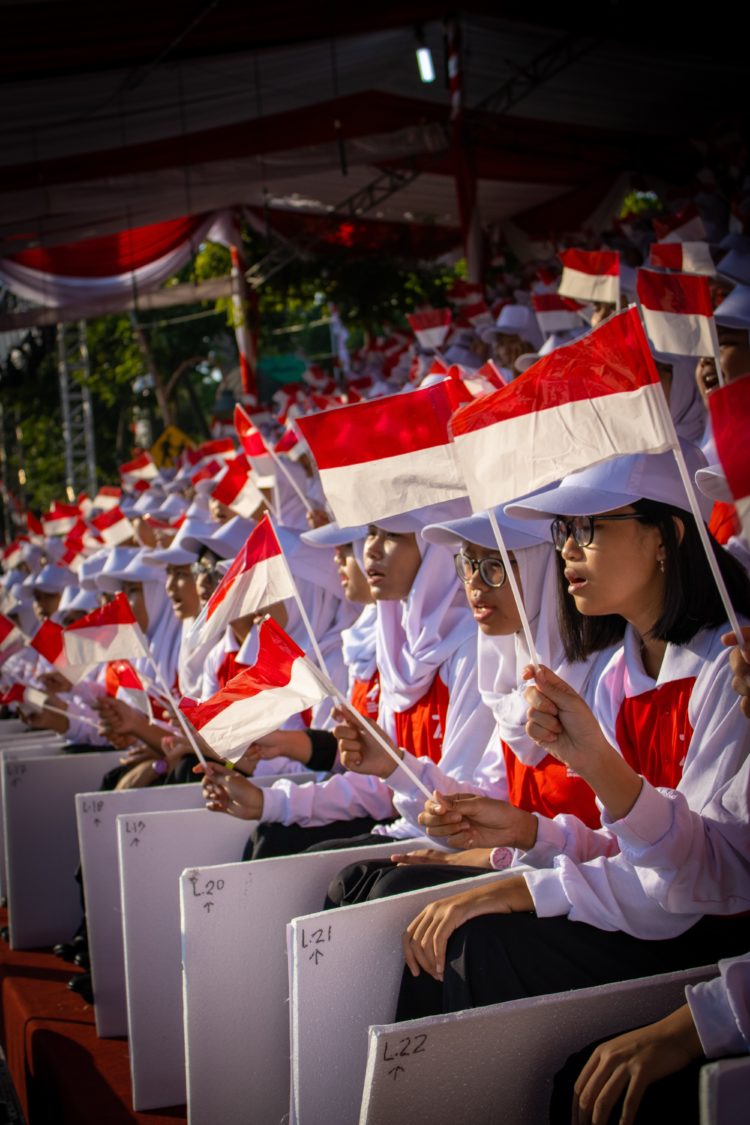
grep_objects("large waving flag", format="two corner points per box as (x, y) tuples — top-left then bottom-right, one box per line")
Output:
(709, 374), (750, 537)
(558, 249), (620, 304)
(649, 241), (715, 276)
(296, 379), (471, 526)
(30, 593), (147, 681)
(636, 268), (716, 357)
(186, 514), (295, 654)
(180, 618), (329, 761)
(450, 307), (674, 511)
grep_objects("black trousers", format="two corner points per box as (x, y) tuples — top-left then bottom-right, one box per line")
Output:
(549, 1033), (704, 1125)
(396, 912), (750, 1022)
(325, 857), (487, 909)
(244, 820), (393, 860)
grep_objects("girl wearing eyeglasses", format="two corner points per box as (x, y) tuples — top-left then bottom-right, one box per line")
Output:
(396, 444), (750, 1022)
(324, 507), (617, 907)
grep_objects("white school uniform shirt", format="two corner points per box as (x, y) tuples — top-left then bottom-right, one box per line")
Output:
(686, 954), (750, 1059)
(520, 622), (750, 938)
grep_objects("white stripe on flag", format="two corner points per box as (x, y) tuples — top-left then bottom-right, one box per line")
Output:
(63, 623), (144, 667)
(415, 326), (451, 350)
(640, 307), (715, 358)
(453, 382), (673, 511)
(189, 554), (294, 651)
(318, 443), (466, 526)
(559, 268), (619, 304)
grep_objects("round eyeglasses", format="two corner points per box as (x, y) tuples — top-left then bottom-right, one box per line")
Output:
(454, 552), (506, 588)
(550, 514), (649, 552)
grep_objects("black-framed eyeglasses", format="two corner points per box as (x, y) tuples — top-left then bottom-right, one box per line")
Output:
(454, 552), (506, 588)
(551, 514), (649, 552)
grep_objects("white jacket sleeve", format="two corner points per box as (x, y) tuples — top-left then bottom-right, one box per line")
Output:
(259, 769), (396, 829)
(386, 637), (497, 836)
(686, 955), (750, 1058)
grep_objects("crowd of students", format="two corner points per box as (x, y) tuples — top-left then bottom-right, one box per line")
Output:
(1, 202), (749, 1122)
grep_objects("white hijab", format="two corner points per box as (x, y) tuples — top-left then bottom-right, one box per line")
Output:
(341, 603), (377, 682)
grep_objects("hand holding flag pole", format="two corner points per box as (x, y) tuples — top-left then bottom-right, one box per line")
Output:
(131, 628), (210, 768)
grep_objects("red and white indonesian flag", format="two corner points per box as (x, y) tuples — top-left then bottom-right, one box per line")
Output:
(210, 456), (264, 518)
(0, 614), (25, 664)
(30, 594), (147, 681)
(450, 307), (674, 511)
(709, 374), (750, 536)
(179, 618), (329, 761)
(406, 308), (452, 350)
(105, 659), (153, 719)
(649, 241), (715, 276)
(186, 514), (295, 653)
(42, 501), (81, 537)
(234, 404), (276, 479)
(558, 249), (620, 304)
(119, 452), (158, 483)
(27, 512), (44, 541)
(636, 269), (715, 357)
(92, 485), (123, 512)
(296, 379), (471, 526)
(654, 204), (706, 244)
(531, 292), (586, 335)
(91, 506), (134, 547)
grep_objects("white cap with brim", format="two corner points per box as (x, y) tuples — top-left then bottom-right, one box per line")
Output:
(141, 518), (218, 567)
(182, 516), (255, 560)
(495, 304), (543, 350)
(421, 507), (551, 551)
(717, 240), (750, 287)
(695, 463), (733, 504)
(714, 284), (750, 331)
(60, 587), (100, 615)
(33, 564), (77, 593)
(148, 494), (190, 521)
(505, 445), (711, 523)
(95, 546), (141, 593)
(301, 521), (370, 549)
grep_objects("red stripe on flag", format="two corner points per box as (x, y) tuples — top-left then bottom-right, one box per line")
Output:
(558, 249), (619, 277)
(296, 379), (471, 471)
(649, 243), (683, 271)
(531, 293), (584, 313)
(91, 506), (127, 531)
(234, 404), (269, 458)
(204, 514), (282, 621)
(211, 457), (251, 505)
(30, 619), (65, 665)
(451, 307), (659, 435)
(709, 375), (750, 501)
(636, 269), (714, 317)
(65, 591), (137, 633)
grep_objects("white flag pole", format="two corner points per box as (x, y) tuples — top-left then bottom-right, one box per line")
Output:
(266, 445), (314, 514)
(486, 508), (541, 670)
(652, 385), (743, 644)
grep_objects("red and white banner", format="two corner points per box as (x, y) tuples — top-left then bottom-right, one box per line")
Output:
(406, 308), (452, 351)
(296, 379), (471, 526)
(180, 618), (328, 761)
(649, 241), (715, 276)
(636, 269), (715, 357)
(1, 538), (27, 570)
(450, 307), (674, 511)
(186, 514), (295, 654)
(531, 292), (586, 335)
(233, 404), (276, 479)
(42, 501), (81, 537)
(119, 452), (159, 483)
(211, 456), (264, 518)
(558, 249), (620, 304)
(91, 506), (134, 547)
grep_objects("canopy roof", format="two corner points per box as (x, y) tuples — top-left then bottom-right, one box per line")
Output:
(1, 2), (745, 258)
